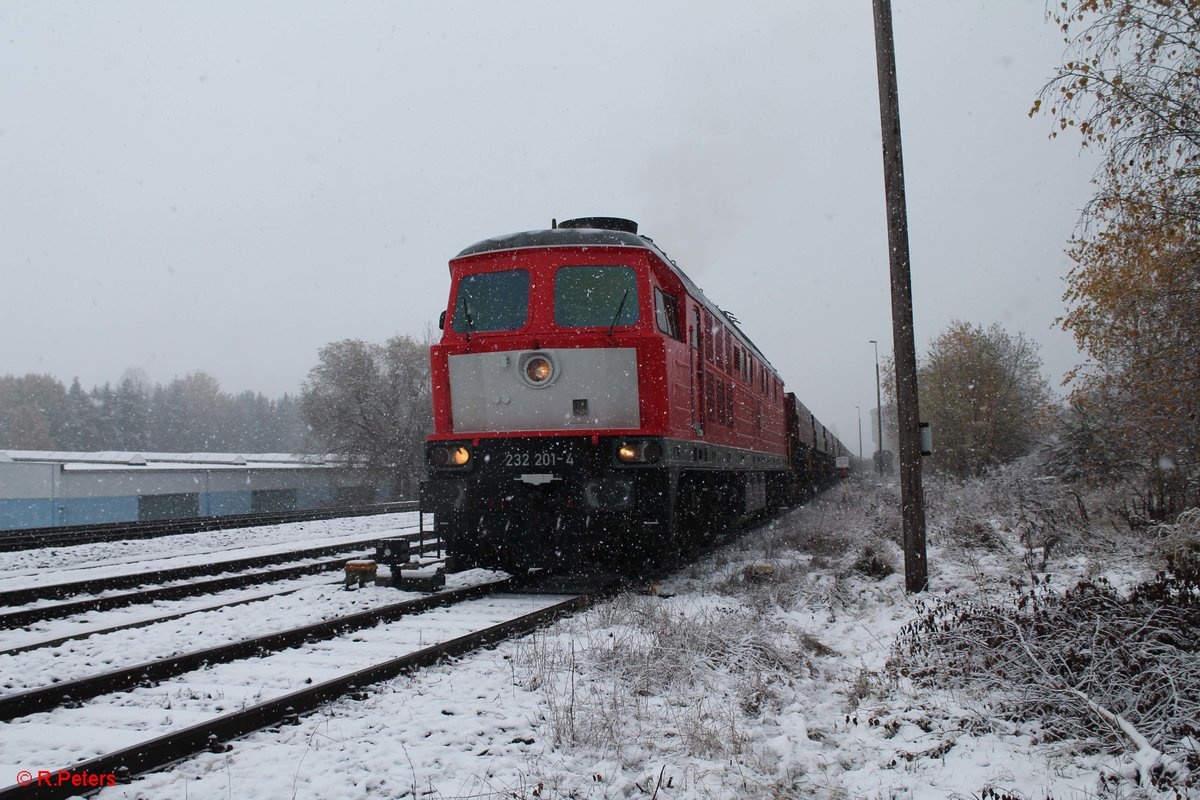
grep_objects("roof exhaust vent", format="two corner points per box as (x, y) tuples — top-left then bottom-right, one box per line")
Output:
(557, 217), (638, 234)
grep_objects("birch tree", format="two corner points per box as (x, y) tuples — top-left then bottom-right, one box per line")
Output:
(1036, 0), (1200, 515)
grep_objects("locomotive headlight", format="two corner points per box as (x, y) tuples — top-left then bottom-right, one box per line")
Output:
(519, 353), (557, 387)
(526, 356), (552, 383)
(429, 444), (472, 468)
(615, 440), (663, 464)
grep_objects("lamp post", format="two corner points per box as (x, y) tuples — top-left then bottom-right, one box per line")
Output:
(870, 339), (883, 476)
(856, 405), (863, 461)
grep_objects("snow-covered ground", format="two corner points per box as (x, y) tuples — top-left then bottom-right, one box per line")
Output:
(5, 473), (1194, 799)
(0, 511), (424, 585)
(1, 585), (549, 784)
(1, 578), (464, 693)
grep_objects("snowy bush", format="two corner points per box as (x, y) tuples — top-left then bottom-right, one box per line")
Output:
(1155, 507), (1200, 585)
(923, 458), (1092, 569)
(888, 573), (1199, 796)
(754, 482), (902, 579)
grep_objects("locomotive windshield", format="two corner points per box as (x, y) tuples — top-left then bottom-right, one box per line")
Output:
(554, 265), (639, 328)
(451, 269), (530, 333)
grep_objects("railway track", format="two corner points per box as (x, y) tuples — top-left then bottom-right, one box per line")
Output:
(0, 504), (787, 797)
(0, 577), (327, 656)
(0, 579), (506, 721)
(0, 531), (441, 629)
(0, 501), (419, 553)
(0, 575), (617, 799)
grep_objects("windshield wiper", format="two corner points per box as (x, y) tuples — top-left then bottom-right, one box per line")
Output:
(461, 296), (475, 341)
(608, 289), (630, 336)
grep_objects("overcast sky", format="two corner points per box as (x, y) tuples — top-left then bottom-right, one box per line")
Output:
(1, 1), (1098, 448)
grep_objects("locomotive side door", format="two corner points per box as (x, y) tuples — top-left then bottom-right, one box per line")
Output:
(691, 304), (704, 436)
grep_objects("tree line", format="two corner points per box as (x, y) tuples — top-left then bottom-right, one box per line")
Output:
(0, 371), (307, 454)
(0, 336), (435, 500)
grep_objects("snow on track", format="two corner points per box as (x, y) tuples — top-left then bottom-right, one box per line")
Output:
(0, 582), (434, 694)
(0, 573), (336, 654)
(0, 512), (424, 592)
(0, 589), (558, 782)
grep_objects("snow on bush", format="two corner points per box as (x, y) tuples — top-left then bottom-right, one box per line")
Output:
(888, 571), (1199, 796)
(923, 457), (1093, 570)
(1156, 507), (1200, 585)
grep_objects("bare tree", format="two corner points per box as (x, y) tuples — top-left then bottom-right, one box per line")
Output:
(300, 335), (432, 498)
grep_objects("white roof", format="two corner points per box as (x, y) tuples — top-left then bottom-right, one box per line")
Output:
(0, 451), (337, 471)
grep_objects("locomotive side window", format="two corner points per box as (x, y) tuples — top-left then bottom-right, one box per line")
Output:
(705, 312), (715, 363)
(653, 288), (681, 340)
(452, 269), (530, 333)
(706, 370), (716, 422)
(555, 265), (639, 328)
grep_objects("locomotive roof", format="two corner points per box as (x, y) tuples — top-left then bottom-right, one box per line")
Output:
(454, 226), (780, 377)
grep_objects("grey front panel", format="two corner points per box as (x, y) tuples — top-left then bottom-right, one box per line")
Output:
(449, 348), (640, 433)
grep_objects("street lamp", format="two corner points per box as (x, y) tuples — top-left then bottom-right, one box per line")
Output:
(870, 339), (883, 476)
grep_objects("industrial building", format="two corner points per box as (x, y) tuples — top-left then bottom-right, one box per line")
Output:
(0, 451), (384, 530)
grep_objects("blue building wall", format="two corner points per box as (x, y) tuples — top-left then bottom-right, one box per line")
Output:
(297, 487), (334, 509)
(0, 499), (55, 530)
(204, 491), (253, 517)
(2, 491), (277, 529)
(0, 487), (380, 530)
(60, 496), (139, 527)
(0, 459), (381, 531)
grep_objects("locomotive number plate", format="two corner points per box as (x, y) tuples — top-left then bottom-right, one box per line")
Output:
(502, 450), (575, 468)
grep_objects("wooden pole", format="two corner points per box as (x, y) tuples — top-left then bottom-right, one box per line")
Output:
(871, 0), (928, 592)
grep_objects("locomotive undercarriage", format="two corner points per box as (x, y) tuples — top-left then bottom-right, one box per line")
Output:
(422, 436), (787, 575)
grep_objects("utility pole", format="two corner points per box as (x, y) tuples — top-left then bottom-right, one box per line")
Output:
(871, 0), (927, 593)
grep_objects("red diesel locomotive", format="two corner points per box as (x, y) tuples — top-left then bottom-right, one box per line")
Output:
(421, 217), (848, 572)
